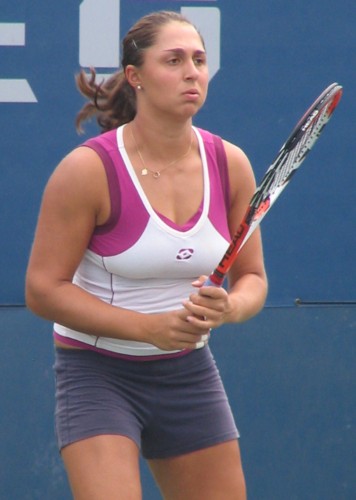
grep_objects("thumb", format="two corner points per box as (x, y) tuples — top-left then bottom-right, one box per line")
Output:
(191, 275), (209, 288)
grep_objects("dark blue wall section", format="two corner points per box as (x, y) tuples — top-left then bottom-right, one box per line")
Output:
(1, 1), (355, 498)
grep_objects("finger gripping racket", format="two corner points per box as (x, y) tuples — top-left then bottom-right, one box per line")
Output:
(206, 82), (343, 287)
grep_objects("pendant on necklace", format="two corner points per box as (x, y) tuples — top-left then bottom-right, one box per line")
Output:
(141, 168), (161, 178)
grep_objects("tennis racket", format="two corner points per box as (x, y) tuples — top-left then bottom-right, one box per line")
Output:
(205, 82), (343, 287)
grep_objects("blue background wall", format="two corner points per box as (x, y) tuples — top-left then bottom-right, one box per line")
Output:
(1, 1), (355, 498)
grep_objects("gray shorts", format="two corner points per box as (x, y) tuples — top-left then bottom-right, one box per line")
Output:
(54, 346), (239, 459)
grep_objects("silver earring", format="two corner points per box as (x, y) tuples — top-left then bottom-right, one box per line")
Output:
(137, 84), (142, 90)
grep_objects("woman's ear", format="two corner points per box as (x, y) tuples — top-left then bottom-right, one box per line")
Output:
(125, 65), (142, 89)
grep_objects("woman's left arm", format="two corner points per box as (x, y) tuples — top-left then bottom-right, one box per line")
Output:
(183, 140), (268, 329)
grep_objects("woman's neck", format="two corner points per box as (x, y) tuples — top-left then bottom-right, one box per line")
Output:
(127, 116), (194, 162)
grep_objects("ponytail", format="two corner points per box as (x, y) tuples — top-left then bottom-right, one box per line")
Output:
(75, 67), (136, 133)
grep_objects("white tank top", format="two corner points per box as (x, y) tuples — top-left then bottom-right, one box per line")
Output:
(54, 125), (231, 358)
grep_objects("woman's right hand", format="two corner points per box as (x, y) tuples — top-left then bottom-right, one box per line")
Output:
(143, 308), (211, 352)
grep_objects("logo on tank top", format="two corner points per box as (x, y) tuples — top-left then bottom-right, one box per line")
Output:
(176, 248), (194, 260)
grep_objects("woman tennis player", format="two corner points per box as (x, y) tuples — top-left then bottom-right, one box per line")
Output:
(26, 10), (267, 499)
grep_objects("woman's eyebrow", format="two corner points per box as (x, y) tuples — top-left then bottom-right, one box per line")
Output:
(162, 48), (206, 55)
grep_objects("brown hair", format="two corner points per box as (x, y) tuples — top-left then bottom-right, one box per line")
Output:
(75, 11), (203, 133)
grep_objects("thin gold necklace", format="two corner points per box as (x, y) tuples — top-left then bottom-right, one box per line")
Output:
(130, 125), (193, 179)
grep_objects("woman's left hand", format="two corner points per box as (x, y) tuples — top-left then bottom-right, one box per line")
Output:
(182, 276), (232, 330)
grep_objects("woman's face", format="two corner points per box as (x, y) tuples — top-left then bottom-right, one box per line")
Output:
(135, 21), (209, 120)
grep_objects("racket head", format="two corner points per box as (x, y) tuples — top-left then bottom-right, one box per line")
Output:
(249, 83), (343, 216)
(285, 82), (343, 153)
(207, 83), (343, 287)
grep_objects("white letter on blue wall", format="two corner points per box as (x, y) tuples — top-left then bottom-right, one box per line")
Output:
(0, 23), (37, 103)
(79, 0), (120, 81)
(181, 7), (221, 81)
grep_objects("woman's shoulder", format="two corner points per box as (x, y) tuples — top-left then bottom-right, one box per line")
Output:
(81, 127), (119, 151)
(195, 127), (251, 172)
(221, 139), (251, 168)
(195, 127), (245, 154)
(60, 126), (121, 173)
(204, 133), (256, 204)
(48, 136), (111, 197)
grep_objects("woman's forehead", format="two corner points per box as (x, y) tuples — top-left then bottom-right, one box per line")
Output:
(153, 21), (204, 51)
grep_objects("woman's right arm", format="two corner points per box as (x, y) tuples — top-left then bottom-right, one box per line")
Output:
(25, 147), (208, 350)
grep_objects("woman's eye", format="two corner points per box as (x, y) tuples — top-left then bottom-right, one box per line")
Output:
(194, 56), (206, 66)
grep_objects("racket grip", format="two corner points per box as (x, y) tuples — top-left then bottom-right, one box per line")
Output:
(203, 273), (224, 287)
(203, 276), (217, 287)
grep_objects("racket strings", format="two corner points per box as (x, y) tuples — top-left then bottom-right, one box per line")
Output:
(293, 104), (332, 163)
(258, 100), (334, 204)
